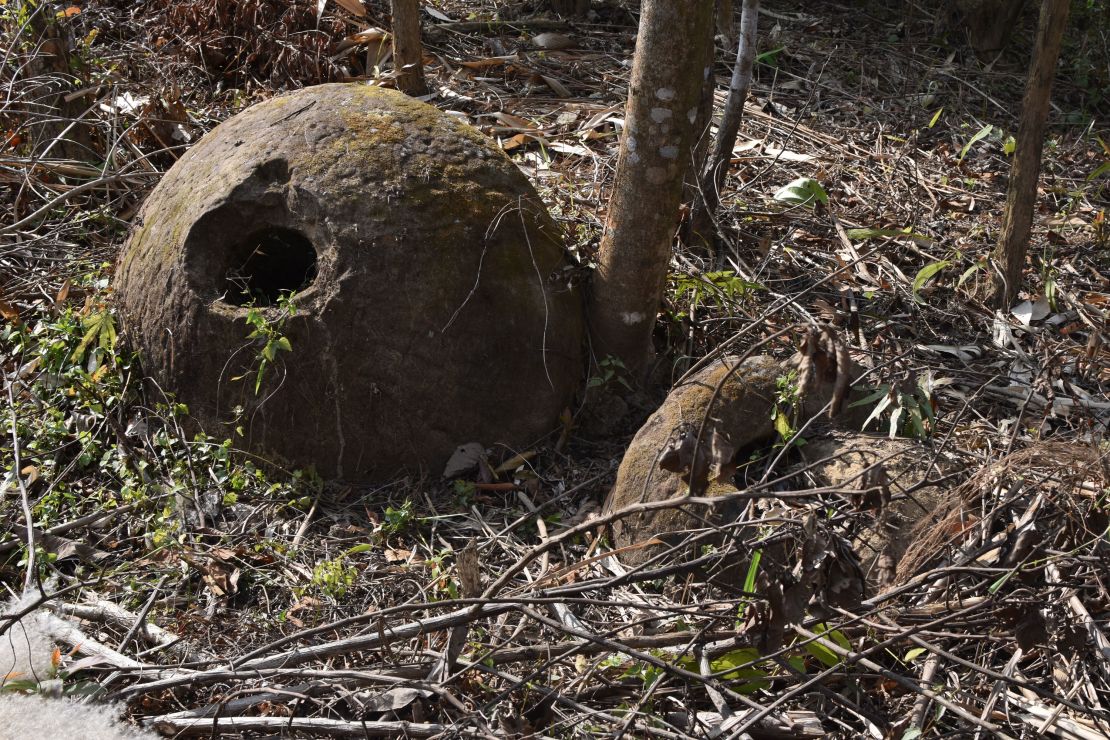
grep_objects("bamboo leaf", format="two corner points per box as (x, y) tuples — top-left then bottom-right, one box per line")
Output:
(912, 260), (950, 300)
(958, 123), (992, 162)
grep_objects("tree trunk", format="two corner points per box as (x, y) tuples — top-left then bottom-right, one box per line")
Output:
(716, 0), (735, 46)
(682, 0), (724, 222)
(688, 0), (759, 249)
(391, 0), (428, 96)
(952, 0), (1028, 56)
(548, 0), (590, 16)
(587, 0), (716, 376)
(991, 0), (1069, 309)
(27, 2), (94, 161)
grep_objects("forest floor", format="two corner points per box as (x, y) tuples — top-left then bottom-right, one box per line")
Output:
(1, 0), (1108, 737)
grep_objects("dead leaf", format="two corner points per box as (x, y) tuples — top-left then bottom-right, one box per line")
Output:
(540, 74), (571, 97)
(339, 26), (388, 49)
(0, 295), (20, 325)
(459, 55), (517, 69)
(489, 112), (541, 131)
(443, 442), (485, 478)
(383, 548), (411, 563)
(425, 5), (452, 22)
(54, 280), (71, 307)
(546, 140), (592, 157)
(501, 132), (537, 150)
(37, 531), (109, 564)
(191, 555), (240, 598)
(350, 687), (433, 714)
(531, 32), (574, 50)
(493, 450), (536, 474)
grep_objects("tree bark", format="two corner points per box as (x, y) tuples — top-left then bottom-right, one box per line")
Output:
(27, 2), (94, 161)
(391, 0), (428, 96)
(682, 0), (724, 219)
(688, 0), (759, 248)
(716, 0), (736, 46)
(991, 0), (1069, 309)
(587, 0), (716, 376)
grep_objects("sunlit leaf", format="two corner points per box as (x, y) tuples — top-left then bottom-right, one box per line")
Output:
(803, 640), (840, 668)
(743, 549), (762, 594)
(773, 177), (828, 207)
(912, 260), (950, 300)
(73, 309), (116, 361)
(958, 123), (992, 162)
(904, 647), (927, 662)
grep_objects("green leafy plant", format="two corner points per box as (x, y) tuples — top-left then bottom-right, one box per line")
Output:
(672, 271), (763, 316)
(309, 556), (358, 600)
(772, 177), (828, 207)
(755, 46), (786, 68)
(957, 123), (993, 162)
(380, 499), (416, 536)
(849, 372), (938, 440)
(771, 370), (804, 445)
(800, 624), (852, 668)
(234, 291), (296, 394)
(426, 549), (459, 600)
(911, 246), (988, 302)
(587, 355), (632, 391)
(912, 259), (950, 301)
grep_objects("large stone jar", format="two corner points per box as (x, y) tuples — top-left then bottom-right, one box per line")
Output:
(116, 84), (583, 479)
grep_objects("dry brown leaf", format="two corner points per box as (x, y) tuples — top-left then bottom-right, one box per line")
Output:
(540, 74), (571, 98)
(347, 26), (388, 43)
(0, 296), (19, 324)
(55, 280), (71, 306)
(494, 450), (536, 474)
(459, 55), (516, 70)
(384, 548), (411, 563)
(531, 32), (574, 50)
(500, 132), (535, 151)
(491, 112), (540, 131)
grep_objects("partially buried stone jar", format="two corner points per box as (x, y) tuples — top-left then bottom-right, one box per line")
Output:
(116, 84), (583, 479)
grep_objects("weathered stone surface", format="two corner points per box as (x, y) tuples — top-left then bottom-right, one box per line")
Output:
(116, 84), (583, 479)
(603, 345), (863, 566)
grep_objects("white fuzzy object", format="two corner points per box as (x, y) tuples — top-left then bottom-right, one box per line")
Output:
(0, 594), (157, 739)
(1, 594), (55, 686)
(0, 693), (158, 739)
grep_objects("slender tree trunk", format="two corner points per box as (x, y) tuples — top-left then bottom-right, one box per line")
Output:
(683, 0), (723, 216)
(27, 1), (94, 161)
(391, 0), (428, 96)
(587, 0), (716, 376)
(991, 0), (1069, 309)
(716, 0), (736, 47)
(687, 0), (759, 248)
